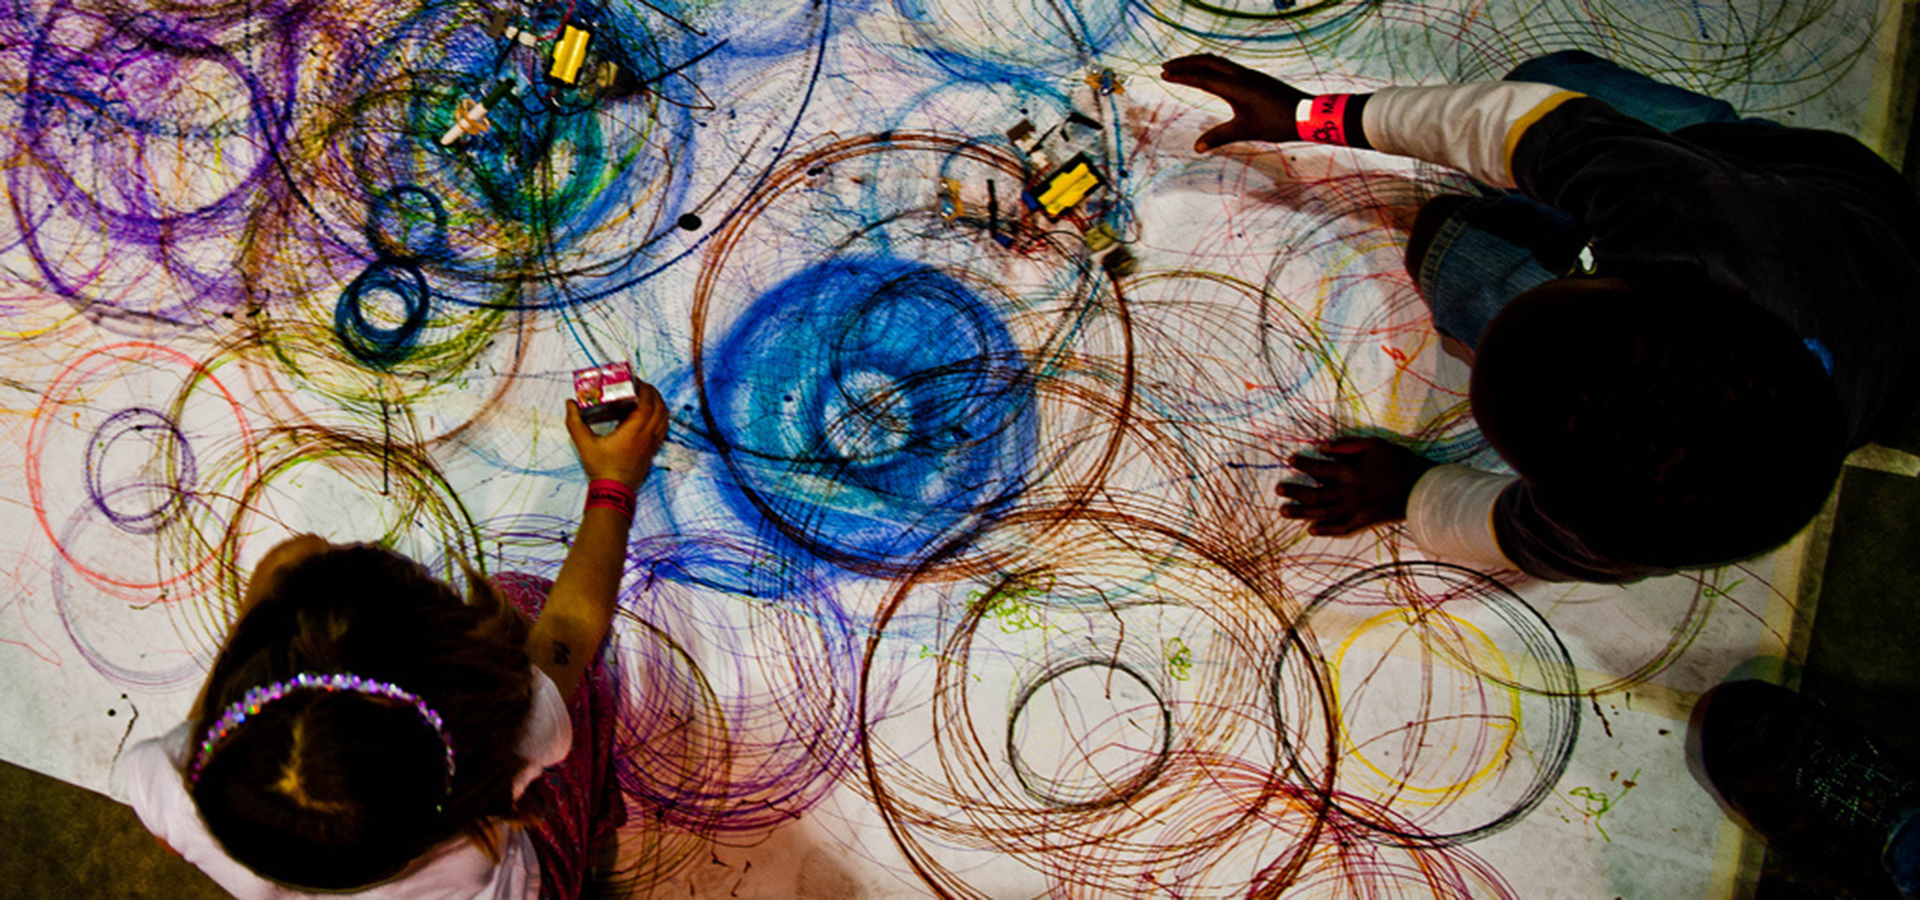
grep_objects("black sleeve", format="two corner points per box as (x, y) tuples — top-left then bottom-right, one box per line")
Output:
(1490, 483), (1675, 585)
(1509, 99), (1920, 447)
(1507, 99), (1738, 261)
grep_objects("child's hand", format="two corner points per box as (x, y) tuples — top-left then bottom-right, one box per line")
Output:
(1278, 437), (1437, 536)
(1161, 55), (1311, 153)
(564, 382), (667, 489)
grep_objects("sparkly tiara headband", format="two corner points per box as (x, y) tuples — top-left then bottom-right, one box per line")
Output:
(188, 672), (456, 792)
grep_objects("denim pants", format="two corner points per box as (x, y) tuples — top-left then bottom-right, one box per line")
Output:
(1415, 50), (1746, 349)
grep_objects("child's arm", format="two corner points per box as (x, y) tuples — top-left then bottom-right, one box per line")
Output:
(1161, 54), (1582, 189)
(531, 383), (667, 702)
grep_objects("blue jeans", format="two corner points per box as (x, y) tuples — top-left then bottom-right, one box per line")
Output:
(1415, 50), (1747, 349)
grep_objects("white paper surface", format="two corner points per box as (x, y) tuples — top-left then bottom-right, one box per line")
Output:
(0, 0), (1883, 895)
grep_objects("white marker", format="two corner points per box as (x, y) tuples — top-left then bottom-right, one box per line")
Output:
(439, 79), (515, 146)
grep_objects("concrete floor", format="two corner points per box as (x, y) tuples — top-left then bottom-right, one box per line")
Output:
(1739, 455), (1920, 900)
(0, 756), (225, 899)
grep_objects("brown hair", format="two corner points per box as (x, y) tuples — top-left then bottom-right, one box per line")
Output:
(188, 544), (534, 890)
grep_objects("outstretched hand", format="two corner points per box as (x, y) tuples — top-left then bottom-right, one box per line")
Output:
(1161, 54), (1310, 152)
(564, 382), (668, 489)
(1279, 437), (1437, 537)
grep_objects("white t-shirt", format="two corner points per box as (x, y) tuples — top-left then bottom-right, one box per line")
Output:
(116, 670), (573, 900)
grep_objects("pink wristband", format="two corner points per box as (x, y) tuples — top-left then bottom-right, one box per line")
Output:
(585, 479), (636, 521)
(1295, 94), (1353, 146)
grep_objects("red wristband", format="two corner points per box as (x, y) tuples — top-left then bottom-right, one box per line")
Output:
(1295, 94), (1353, 146)
(585, 479), (636, 521)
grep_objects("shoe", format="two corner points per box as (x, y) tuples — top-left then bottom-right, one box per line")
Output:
(1687, 680), (1917, 895)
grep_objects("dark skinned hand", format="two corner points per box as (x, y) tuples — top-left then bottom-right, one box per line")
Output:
(1160, 54), (1310, 152)
(1279, 437), (1438, 537)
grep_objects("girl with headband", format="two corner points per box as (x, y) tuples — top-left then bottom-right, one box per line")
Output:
(116, 385), (668, 899)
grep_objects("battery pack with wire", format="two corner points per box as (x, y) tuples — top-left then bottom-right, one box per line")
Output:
(1024, 154), (1107, 219)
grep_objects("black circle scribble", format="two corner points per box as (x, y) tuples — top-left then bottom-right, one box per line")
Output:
(1007, 658), (1174, 809)
(1274, 562), (1581, 848)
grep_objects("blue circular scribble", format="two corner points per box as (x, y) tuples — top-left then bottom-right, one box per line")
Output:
(705, 255), (1037, 571)
(366, 185), (452, 264)
(334, 259), (432, 368)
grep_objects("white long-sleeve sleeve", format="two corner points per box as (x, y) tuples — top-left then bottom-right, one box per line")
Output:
(1405, 464), (1519, 570)
(1361, 83), (1584, 188)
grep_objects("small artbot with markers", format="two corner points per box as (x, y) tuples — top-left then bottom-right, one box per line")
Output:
(573, 362), (639, 433)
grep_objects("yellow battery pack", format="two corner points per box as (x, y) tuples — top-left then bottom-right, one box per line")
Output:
(550, 26), (591, 84)
(1036, 161), (1099, 216)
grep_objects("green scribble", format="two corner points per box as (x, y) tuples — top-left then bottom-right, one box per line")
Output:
(969, 574), (1056, 634)
(1166, 637), (1193, 681)
(1701, 578), (1747, 600)
(986, 595), (1046, 633)
(914, 644), (979, 680)
(1568, 768), (1640, 842)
